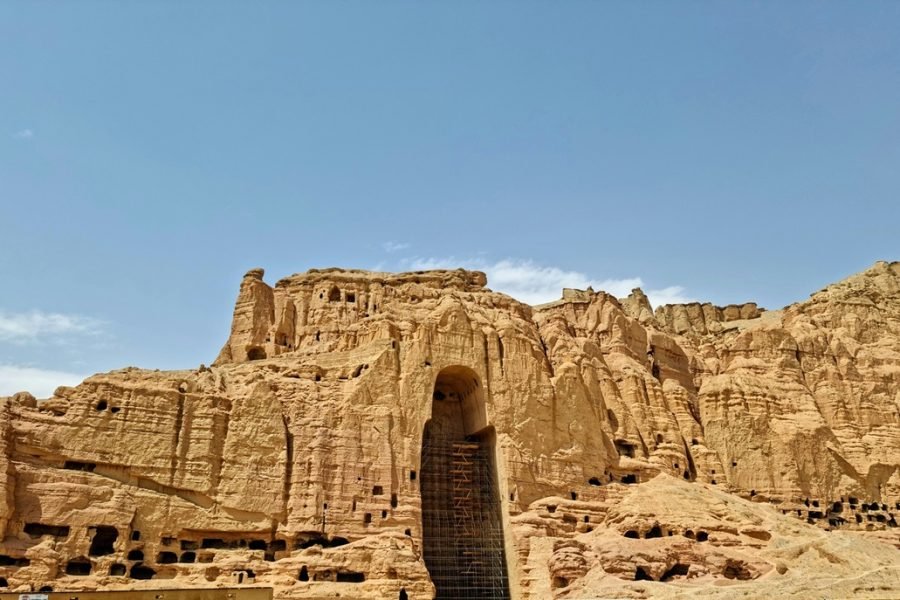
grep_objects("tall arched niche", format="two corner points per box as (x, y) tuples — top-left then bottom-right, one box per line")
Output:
(420, 365), (511, 599)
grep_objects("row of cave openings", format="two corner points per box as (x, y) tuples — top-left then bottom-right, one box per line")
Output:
(550, 525), (756, 587)
(622, 524), (715, 543)
(295, 564), (410, 599)
(13, 522), (416, 597)
(784, 496), (900, 529)
(11, 523), (345, 579)
(550, 562), (692, 590)
(630, 558), (753, 584)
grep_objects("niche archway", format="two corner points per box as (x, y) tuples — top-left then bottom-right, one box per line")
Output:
(420, 366), (510, 599)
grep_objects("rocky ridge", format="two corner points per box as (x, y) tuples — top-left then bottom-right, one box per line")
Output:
(0, 260), (897, 599)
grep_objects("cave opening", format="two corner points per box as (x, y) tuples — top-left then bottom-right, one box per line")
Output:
(129, 564), (155, 580)
(24, 523), (70, 538)
(65, 556), (92, 576)
(247, 347), (266, 361)
(420, 366), (510, 599)
(88, 525), (118, 556)
(661, 563), (690, 581)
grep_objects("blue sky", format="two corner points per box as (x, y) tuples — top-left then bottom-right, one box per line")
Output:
(2, 2), (898, 396)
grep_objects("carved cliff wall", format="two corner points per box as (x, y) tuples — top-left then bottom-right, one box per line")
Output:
(0, 261), (897, 598)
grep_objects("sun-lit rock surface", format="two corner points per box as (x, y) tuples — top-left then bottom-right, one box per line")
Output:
(0, 261), (897, 598)
(548, 475), (900, 599)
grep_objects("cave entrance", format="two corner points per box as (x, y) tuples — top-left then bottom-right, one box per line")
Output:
(421, 366), (510, 600)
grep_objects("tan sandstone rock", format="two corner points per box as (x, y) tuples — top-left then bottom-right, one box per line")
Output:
(0, 261), (897, 598)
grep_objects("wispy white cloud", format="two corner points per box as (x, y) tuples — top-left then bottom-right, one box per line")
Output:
(0, 310), (105, 344)
(13, 129), (34, 139)
(382, 241), (411, 253)
(645, 285), (693, 307)
(0, 364), (85, 398)
(404, 257), (694, 307)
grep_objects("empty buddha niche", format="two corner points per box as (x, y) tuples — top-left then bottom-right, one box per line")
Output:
(420, 366), (511, 600)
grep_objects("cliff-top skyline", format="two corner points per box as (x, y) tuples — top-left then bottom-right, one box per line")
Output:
(3, 3), (898, 396)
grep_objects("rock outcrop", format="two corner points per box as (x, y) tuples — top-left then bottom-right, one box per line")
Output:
(0, 261), (897, 598)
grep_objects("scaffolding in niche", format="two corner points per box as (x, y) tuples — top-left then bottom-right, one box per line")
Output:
(421, 436), (510, 600)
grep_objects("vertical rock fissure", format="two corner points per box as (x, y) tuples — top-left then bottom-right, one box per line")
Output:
(169, 392), (186, 485)
(283, 415), (294, 524)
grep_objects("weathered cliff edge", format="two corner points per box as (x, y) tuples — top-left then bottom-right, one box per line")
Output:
(0, 261), (898, 598)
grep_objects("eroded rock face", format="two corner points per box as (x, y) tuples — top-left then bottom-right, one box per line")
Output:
(0, 262), (898, 598)
(545, 475), (900, 599)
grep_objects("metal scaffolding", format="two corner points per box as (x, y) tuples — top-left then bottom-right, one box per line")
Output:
(421, 435), (511, 600)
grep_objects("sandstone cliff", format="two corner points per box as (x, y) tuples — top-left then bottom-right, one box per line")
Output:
(0, 261), (897, 599)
